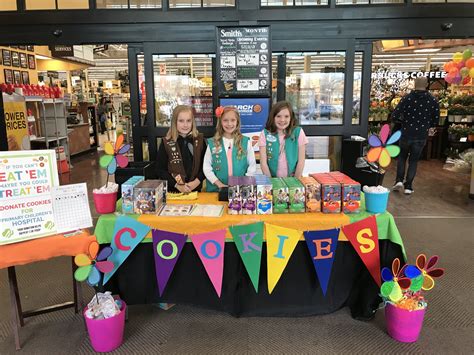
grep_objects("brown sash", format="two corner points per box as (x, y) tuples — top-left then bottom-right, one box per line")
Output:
(162, 133), (204, 184)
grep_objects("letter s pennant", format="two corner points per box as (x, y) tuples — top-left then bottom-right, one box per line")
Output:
(341, 216), (381, 286)
(303, 228), (339, 296)
(103, 216), (151, 285)
(229, 222), (264, 293)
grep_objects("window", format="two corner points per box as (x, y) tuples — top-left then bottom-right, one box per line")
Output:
(261, 0), (328, 5)
(336, 0), (403, 4)
(286, 52), (346, 126)
(414, 0), (474, 2)
(96, 0), (162, 8)
(0, 0), (16, 11)
(352, 51), (363, 125)
(152, 54), (213, 127)
(25, 0), (89, 10)
(169, 0), (235, 7)
(306, 136), (342, 170)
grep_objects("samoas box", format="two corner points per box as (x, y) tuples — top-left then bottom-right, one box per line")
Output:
(282, 177), (305, 213)
(255, 174), (272, 215)
(122, 176), (144, 214)
(272, 178), (289, 214)
(133, 180), (165, 214)
(299, 176), (321, 212)
(241, 176), (256, 215)
(228, 176), (242, 215)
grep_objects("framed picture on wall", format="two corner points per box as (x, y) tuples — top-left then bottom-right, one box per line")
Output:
(18, 46), (27, 50)
(13, 70), (21, 85)
(21, 71), (30, 85)
(11, 51), (20, 67)
(2, 49), (11, 66)
(28, 54), (36, 69)
(10, 45), (18, 49)
(19, 53), (28, 68)
(4, 69), (13, 84)
(27, 45), (34, 52)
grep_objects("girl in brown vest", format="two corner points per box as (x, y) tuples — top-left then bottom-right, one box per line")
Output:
(156, 105), (206, 193)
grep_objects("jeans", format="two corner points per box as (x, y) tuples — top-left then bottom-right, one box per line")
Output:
(395, 138), (426, 189)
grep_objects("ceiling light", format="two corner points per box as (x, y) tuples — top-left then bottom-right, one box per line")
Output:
(413, 48), (442, 53)
(35, 54), (51, 60)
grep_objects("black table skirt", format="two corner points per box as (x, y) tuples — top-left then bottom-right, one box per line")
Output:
(101, 240), (403, 319)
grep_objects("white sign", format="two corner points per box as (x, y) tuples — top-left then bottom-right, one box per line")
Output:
(0, 150), (59, 245)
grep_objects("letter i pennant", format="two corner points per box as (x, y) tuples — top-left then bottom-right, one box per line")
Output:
(266, 223), (301, 294)
(152, 229), (187, 296)
(341, 216), (381, 286)
(229, 222), (264, 293)
(303, 229), (339, 296)
(190, 229), (226, 297)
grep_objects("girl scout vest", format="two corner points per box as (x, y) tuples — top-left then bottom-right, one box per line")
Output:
(264, 126), (301, 177)
(206, 136), (250, 192)
(163, 133), (204, 184)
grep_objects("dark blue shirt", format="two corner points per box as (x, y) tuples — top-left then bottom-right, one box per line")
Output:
(391, 90), (440, 140)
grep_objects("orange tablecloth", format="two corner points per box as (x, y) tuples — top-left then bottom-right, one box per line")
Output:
(0, 230), (96, 269)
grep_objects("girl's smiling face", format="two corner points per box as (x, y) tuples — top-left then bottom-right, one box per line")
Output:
(221, 111), (238, 136)
(275, 108), (291, 132)
(176, 110), (193, 136)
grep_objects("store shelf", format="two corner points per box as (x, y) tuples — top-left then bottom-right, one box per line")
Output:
(31, 136), (68, 143)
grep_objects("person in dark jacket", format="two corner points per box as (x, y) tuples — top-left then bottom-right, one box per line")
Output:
(391, 77), (440, 194)
(156, 105), (206, 193)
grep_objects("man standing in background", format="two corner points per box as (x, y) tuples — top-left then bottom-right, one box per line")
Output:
(391, 77), (440, 195)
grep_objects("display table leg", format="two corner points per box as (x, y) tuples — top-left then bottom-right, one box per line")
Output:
(7, 267), (22, 350)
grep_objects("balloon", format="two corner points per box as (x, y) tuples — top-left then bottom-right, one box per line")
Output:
(453, 74), (462, 84)
(462, 76), (471, 86)
(462, 49), (472, 61)
(444, 74), (453, 84)
(466, 58), (474, 69)
(449, 67), (459, 76)
(453, 52), (463, 63)
(456, 61), (465, 69)
(460, 67), (469, 78)
(470, 68), (474, 79)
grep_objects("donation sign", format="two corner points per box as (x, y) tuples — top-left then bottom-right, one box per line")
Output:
(0, 150), (59, 245)
(217, 26), (271, 97)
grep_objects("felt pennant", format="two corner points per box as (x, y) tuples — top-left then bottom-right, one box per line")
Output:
(103, 216), (150, 285)
(190, 229), (226, 297)
(303, 228), (340, 296)
(266, 223), (301, 294)
(152, 229), (187, 296)
(341, 215), (381, 286)
(229, 222), (264, 293)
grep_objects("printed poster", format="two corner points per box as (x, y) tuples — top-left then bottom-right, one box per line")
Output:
(0, 150), (59, 245)
(3, 93), (30, 151)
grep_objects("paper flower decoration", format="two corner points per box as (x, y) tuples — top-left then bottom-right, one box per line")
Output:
(215, 106), (224, 118)
(74, 241), (114, 286)
(99, 134), (130, 175)
(415, 254), (445, 291)
(367, 124), (401, 168)
(380, 258), (411, 302)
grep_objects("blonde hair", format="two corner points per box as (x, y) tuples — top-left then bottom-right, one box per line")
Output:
(166, 105), (199, 141)
(213, 106), (245, 159)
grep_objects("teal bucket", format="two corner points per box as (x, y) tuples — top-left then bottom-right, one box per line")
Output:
(365, 191), (390, 213)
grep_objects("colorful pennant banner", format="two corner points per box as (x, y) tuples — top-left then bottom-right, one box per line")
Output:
(152, 229), (187, 296)
(229, 222), (264, 293)
(190, 229), (227, 297)
(303, 228), (340, 296)
(342, 215), (381, 286)
(265, 223), (301, 294)
(103, 216), (150, 285)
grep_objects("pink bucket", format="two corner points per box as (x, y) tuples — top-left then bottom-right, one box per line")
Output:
(93, 191), (117, 214)
(385, 303), (426, 343)
(84, 301), (126, 352)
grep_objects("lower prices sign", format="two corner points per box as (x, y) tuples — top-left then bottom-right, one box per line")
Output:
(0, 150), (59, 245)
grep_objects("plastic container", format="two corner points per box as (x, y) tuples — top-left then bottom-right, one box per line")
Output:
(385, 303), (425, 343)
(93, 191), (118, 214)
(84, 301), (126, 352)
(364, 190), (389, 213)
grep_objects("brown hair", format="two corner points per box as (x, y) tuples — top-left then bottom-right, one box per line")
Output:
(213, 106), (245, 159)
(166, 105), (199, 141)
(265, 101), (297, 138)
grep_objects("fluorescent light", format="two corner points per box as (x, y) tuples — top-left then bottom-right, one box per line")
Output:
(35, 54), (51, 60)
(413, 48), (442, 53)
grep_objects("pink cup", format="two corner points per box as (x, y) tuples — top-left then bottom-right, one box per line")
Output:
(84, 301), (126, 352)
(93, 191), (117, 214)
(385, 303), (426, 342)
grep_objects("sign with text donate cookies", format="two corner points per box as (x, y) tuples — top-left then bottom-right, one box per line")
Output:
(0, 150), (59, 245)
